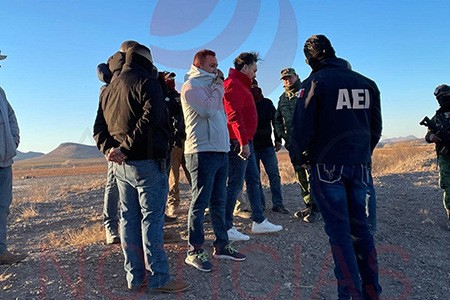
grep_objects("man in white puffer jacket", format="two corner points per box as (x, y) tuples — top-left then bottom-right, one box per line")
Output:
(181, 49), (245, 272)
(0, 50), (27, 264)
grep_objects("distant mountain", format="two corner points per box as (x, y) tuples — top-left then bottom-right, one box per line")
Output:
(17, 143), (104, 163)
(378, 135), (428, 148)
(43, 143), (104, 159)
(14, 150), (45, 161)
(380, 135), (418, 144)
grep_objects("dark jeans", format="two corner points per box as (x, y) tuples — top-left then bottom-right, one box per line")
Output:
(0, 166), (12, 255)
(103, 161), (119, 236)
(366, 166), (377, 234)
(309, 163), (382, 300)
(225, 140), (265, 230)
(185, 152), (229, 253)
(254, 146), (284, 208)
(114, 160), (171, 290)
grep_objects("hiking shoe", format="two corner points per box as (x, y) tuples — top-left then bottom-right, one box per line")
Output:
(106, 235), (120, 245)
(272, 205), (289, 214)
(0, 250), (28, 264)
(233, 209), (252, 219)
(185, 251), (212, 272)
(227, 227), (250, 241)
(213, 243), (246, 261)
(106, 231), (120, 244)
(252, 218), (282, 233)
(152, 279), (191, 293)
(302, 209), (321, 223)
(165, 214), (177, 224)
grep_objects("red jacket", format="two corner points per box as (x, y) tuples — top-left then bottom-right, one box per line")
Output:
(223, 68), (258, 146)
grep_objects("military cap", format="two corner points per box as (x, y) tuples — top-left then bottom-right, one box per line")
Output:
(280, 68), (297, 80)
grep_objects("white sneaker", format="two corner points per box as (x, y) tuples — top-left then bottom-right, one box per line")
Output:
(252, 219), (283, 234)
(227, 227), (250, 241)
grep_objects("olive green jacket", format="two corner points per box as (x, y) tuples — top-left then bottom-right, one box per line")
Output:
(274, 89), (299, 149)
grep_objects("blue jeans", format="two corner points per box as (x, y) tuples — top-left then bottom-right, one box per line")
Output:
(185, 152), (229, 253)
(309, 163), (381, 300)
(114, 160), (171, 290)
(254, 146), (284, 208)
(0, 166), (13, 255)
(103, 161), (119, 235)
(226, 140), (265, 230)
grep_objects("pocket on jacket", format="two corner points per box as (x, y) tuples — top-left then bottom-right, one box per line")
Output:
(315, 164), (343, 184)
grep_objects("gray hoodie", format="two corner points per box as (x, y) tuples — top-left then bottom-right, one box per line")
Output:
(0, 87), (19, 167)
(181, 65), (229, 154)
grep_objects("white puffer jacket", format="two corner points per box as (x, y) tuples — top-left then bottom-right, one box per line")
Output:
(181, 65), (229, 154)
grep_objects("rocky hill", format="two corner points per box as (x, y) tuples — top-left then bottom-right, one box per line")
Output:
(42, 143), (103, 159)
(14, 150), (45, 161)
(15, 143), (104, 167)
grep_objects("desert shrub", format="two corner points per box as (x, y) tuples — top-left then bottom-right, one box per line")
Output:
(14, 204), (39, 222)
(372, 145), (436, 175)
(46, 224), (104, 248)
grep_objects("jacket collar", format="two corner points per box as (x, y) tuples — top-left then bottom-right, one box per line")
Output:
(311, 57), (349, 75)
(184, 64), (216, 84)
(227, 68), (252, 89)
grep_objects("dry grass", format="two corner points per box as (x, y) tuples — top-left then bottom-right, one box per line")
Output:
(272, 145), (436, 182)
(30, 186), (52, 203)
(46, 224), (105, 248)
(58, 179), (105, 196)
(14, 204), (39, 222)
(372, 145), (435, 175)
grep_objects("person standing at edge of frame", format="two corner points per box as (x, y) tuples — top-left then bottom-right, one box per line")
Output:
(0, 50), (28, 264)
(289, 34), (382, 300)
(424, 84), (450, 231)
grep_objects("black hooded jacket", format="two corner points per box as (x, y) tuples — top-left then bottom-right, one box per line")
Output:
(289, 57), (382, 165)
(93, 52), (171, 160)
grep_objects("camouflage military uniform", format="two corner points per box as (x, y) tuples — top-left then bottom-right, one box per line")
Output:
(425, 111), (450, 220)
(274, 81), (316, 209)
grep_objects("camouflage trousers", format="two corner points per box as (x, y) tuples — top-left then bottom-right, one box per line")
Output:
(438, 155), (450, 219)
(293, 164), (316, 207)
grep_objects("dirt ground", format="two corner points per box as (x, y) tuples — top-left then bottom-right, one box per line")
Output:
(1, 163), (450, 299)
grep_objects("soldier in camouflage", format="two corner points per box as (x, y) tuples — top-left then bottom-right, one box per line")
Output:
(425, 84), (450, 230)
(274, 68), (319, 222)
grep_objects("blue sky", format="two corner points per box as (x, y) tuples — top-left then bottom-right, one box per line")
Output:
(1, 0), (448, 153)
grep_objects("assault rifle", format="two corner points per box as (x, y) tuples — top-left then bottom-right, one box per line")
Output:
(420, 116), (450, 155)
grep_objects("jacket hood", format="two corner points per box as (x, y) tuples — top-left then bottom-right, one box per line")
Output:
(107, 51), (126, 81)
(184, 64), (216, 84)
(124, 52), (157, 77)
(97, 63), (112, 84)
(311, 57), (349, 75)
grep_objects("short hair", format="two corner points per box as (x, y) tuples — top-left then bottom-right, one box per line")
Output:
(120, 40), (139, 52)
(193, 49), (216, 67)
(233, 51), (260, 71)
(127, 44), (153, 62)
